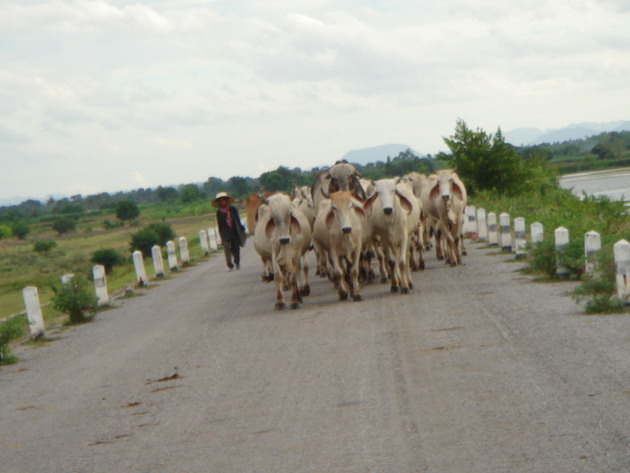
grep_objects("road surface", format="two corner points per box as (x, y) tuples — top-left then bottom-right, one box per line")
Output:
(2, 242), (630, 472)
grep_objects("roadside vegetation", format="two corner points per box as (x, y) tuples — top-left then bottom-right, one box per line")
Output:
(438, 120), (630, 313)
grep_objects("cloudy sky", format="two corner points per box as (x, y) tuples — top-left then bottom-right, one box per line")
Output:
(1, 0), (629, 202)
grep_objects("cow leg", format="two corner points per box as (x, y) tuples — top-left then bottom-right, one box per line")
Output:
(331, 250), (349, 301)
(350, 247), (362, 301)
(300, 258), (310, 297)
(435, 228), (444, 260)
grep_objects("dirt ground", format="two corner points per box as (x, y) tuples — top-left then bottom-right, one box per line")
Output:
(2, 241), (630, 473)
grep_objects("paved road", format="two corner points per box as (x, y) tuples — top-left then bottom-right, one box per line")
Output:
(2, 242), (630, 472)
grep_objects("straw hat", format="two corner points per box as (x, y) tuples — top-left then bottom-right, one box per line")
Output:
(211, 191), (234, 207)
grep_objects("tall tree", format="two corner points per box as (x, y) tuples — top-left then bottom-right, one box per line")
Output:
(440, 119), (529, 195)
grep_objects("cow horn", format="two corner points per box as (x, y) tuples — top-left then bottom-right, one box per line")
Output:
(320, 187), (330, 199)
(258, 193), (269, 205)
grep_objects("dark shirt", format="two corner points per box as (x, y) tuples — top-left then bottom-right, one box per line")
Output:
(216, 205), (243, 241)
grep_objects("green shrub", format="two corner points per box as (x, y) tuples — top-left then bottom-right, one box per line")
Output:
(51, 217), (77, 235)
(0, 224), (11, 240)
(51, 276), (98, 324)
(116, 200), (140, 224)
(572, 249), (624, 314)
(556, 239), (585, 280)
(129, 223), (175, 257)
(11, 221), (30, 239)
(33, 240), (57, 255)
(91, 248), (124, 273)
(0, 315), (26, 363)
(526, 240), (557, 279)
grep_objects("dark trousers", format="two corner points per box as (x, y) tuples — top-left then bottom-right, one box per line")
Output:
(223, 239), (240, 268)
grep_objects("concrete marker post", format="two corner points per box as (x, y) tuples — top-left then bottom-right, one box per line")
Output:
(132, 250), (148, 286)
(199, 230), (209, 256)
(554, 227), (570, 280)
(531, 222), (544, 244)
(487, 212), (498, 245)
(179, 237), (190, 265)
(152, 245), (165, 278)
(22, 286), (45, 339)
(514, 217), (526, 258)
(614, 239), (630, 305)
(92, 265), (109, 306)
(208, 228), (218, 251)
(61, 273), (74, 285)
(166, 240), (178, 271)
(584, 231), (601, 274)
(214, 226), (222, 246)
(499, 212), (512, 252)
(476, 208), (488, 241)
(464, 205), (477, 235)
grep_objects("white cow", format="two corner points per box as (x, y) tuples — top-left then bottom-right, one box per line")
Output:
(364, 178), (419, 294)
(312, 191), (366, 301)
(421, 169), (467, 266)
(258, 194), (312, 309)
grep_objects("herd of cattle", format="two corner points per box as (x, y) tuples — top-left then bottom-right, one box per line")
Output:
(245, 160), (468, 310)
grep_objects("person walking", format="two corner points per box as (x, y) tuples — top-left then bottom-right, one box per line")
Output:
(212, 192), (246, 271)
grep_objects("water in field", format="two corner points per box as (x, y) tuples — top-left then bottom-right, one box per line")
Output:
(559, 168), (630, 204)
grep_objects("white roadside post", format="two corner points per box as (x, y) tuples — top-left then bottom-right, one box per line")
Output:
(499, 212), (512, 252)
(208, 228), (218, 251)
(166, 240), (178, 271)
(214, 226), (222, 246)
(152, 245), (165, 278)
(487, 212), (498, 245)
(464, 205), (477, 235)
(531, 222), (544, 244)
(514, 217), (527, 258)
(554, 227), (570, 279)
(614, 239), (630, 305)
(22, 286), (45, 339)
(132, 250), (148, 286)
(199, 230), (209, 256)
(61, 273), (74, 285)
(476, 208), (488, 241)
(92, 265), (109, 306)
(584, 231), (601, 274)
(179, 237), (190, 265)
(241, 218), (247, 235)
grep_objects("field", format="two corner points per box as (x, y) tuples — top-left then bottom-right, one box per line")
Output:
(0, 202), (221, 322)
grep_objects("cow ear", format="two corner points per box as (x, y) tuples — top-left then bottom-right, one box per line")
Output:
(352, 202), (366, 218)
(397, 192), (413, 215)
(353, 179), (367, 202)
(265, 218), (275, 239)
(363, 193), (378, 213)
(429, 183), (440, 200)
(452, 182), (463, 200)
(290, 214), (301, 232)
(325, 210), (335, 229)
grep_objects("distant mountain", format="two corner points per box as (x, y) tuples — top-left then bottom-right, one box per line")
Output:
(505, 120), (630, 146)
(341, 144), (419, 165)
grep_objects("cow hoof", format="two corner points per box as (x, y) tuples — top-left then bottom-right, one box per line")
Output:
(391, 286), (399, 293)
(301, 286), (310, 297)
(449, 262), (457, 267)
(462, 251), (468, 256)
(283, 284), (290, 291)
(408, 282), (414, 289)
(352, 294), (362, 302)
(401, 287), (409, 294)
(419, 262), (425, 270)
(380, 277), (388, 284)
(275, 302), (285, 310)
(339, 291), (348, 301)
(290, 302), (299, 310)
(437, 255), (444, 260)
